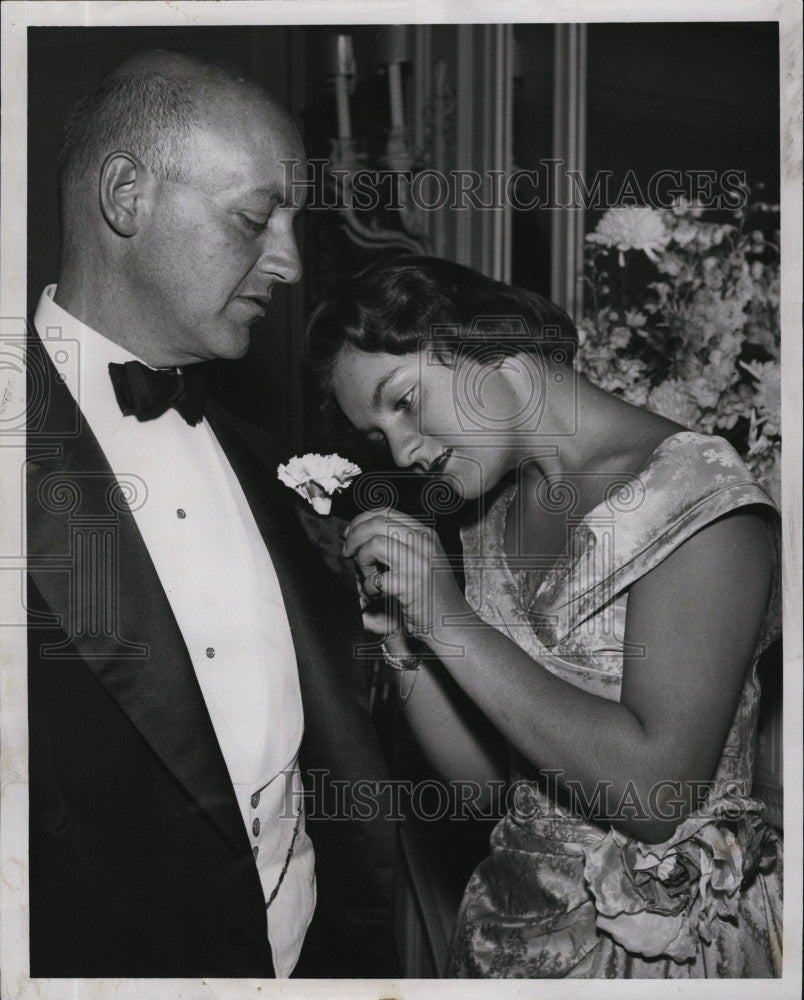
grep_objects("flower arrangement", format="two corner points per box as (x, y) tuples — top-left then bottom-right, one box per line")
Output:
(578, 196), (781, 503)
(278, 452), (361, 515)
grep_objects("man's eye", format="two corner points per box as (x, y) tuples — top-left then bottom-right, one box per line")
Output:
(238, 213), (269, 234)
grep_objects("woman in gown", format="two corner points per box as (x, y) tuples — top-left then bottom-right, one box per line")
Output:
(305, 255), (783, 978)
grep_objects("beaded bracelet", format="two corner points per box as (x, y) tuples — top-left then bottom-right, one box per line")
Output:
(380, 640), (422, 704)
(379, 640), (423, 672)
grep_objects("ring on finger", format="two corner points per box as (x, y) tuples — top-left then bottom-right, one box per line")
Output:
(372, 570), (384, 593)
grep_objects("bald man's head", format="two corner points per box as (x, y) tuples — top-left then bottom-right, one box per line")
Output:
(52, 49), (305, 367)
(57, 50), (285, 229)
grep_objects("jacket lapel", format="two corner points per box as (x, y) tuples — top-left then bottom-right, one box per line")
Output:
(203, 404), (329, 652)
(26, 338), (252, 860)
(204, 403), (377, 753)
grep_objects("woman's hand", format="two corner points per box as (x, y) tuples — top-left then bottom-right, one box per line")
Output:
(343, 507), (469, 642)
(359, 589), (402, 637)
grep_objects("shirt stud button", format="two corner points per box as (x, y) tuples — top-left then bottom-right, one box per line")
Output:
(177, 508), (186, 519)
(252, 817), (260, 837)
(251, 791), (260, 809)
(205, 647), (215, 658)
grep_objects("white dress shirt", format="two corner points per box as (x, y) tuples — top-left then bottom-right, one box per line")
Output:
(34, 285), (315, 976)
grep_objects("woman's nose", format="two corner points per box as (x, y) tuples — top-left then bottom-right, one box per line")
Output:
(389, 430), (422, 469)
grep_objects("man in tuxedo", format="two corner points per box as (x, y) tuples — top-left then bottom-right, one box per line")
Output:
(27, 50), (395, 978)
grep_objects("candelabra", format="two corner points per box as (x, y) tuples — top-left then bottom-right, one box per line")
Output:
(323, 27), (432, 255)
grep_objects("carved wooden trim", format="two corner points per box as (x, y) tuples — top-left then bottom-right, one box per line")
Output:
(550, 23), (587, 320)
(442, 24), (513, 279)
(483, 23), (513, 283)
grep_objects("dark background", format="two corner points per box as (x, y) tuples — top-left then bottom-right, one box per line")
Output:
(511, 21), (780, 292)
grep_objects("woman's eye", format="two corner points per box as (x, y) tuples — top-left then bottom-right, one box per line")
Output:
(395, 389), (415, 412)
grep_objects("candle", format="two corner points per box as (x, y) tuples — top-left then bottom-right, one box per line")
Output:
(388, 62), (404, 131)
(325, 33), (355, 76)
(335, 74), (352, 140)
(323, 34), (355, 142)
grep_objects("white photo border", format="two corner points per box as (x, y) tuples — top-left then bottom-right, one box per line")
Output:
(2, 2), (801, 998)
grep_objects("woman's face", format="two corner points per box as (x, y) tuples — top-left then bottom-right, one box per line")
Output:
(331, 345), (540, 500)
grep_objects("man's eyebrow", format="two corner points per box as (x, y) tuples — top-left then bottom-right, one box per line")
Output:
(247, 186), (305, 213)
(371, 367), (403, 408)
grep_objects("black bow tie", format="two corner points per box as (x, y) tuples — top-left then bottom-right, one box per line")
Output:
(108, 360), (207, 426)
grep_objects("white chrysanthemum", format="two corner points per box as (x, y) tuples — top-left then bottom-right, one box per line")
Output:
(277, 453), (362, 515)
(587, 207), (670, 263)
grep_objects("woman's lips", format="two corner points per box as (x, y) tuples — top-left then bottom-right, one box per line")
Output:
(428, 448), (453, 474)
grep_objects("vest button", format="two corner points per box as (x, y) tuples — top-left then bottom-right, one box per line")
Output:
(252, 817), (260, 837)
(251, 791), (260, 809)
(205, 647), (215, 658)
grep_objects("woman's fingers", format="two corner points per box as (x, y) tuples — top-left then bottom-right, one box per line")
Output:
(354, 573), (370, 610)
(346, 505), (411, 533)
(361, 601), (400, 636)
(343, 507), (428, 556)
(342, 515), (390, 558)
(350, 534), (404, 593)
(344, 508), (448, 637)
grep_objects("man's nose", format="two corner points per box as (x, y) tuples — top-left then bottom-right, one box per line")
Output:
(256, 222), (302, 285)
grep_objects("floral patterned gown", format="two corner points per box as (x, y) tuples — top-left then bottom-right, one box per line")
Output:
(447, 432), (783, 978)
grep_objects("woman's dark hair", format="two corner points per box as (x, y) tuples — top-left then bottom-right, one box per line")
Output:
(305, 255), (579, 401)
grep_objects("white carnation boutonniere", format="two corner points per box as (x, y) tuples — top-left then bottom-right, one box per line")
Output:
(277, 453), (362, 515)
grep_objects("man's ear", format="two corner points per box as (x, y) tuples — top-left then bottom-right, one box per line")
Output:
(98, 151), (154, 237)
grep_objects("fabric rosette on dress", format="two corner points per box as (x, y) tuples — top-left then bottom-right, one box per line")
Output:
(583, 796), (779, 963)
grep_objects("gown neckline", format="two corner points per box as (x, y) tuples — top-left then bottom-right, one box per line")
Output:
(489, 429), (704, 592)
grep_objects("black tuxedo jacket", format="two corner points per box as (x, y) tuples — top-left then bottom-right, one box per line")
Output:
(26, 334), (396, 978)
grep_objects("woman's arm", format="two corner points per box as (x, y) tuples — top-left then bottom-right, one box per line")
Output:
(371, 626), (508, 802)
(347, 508), (773, 842)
